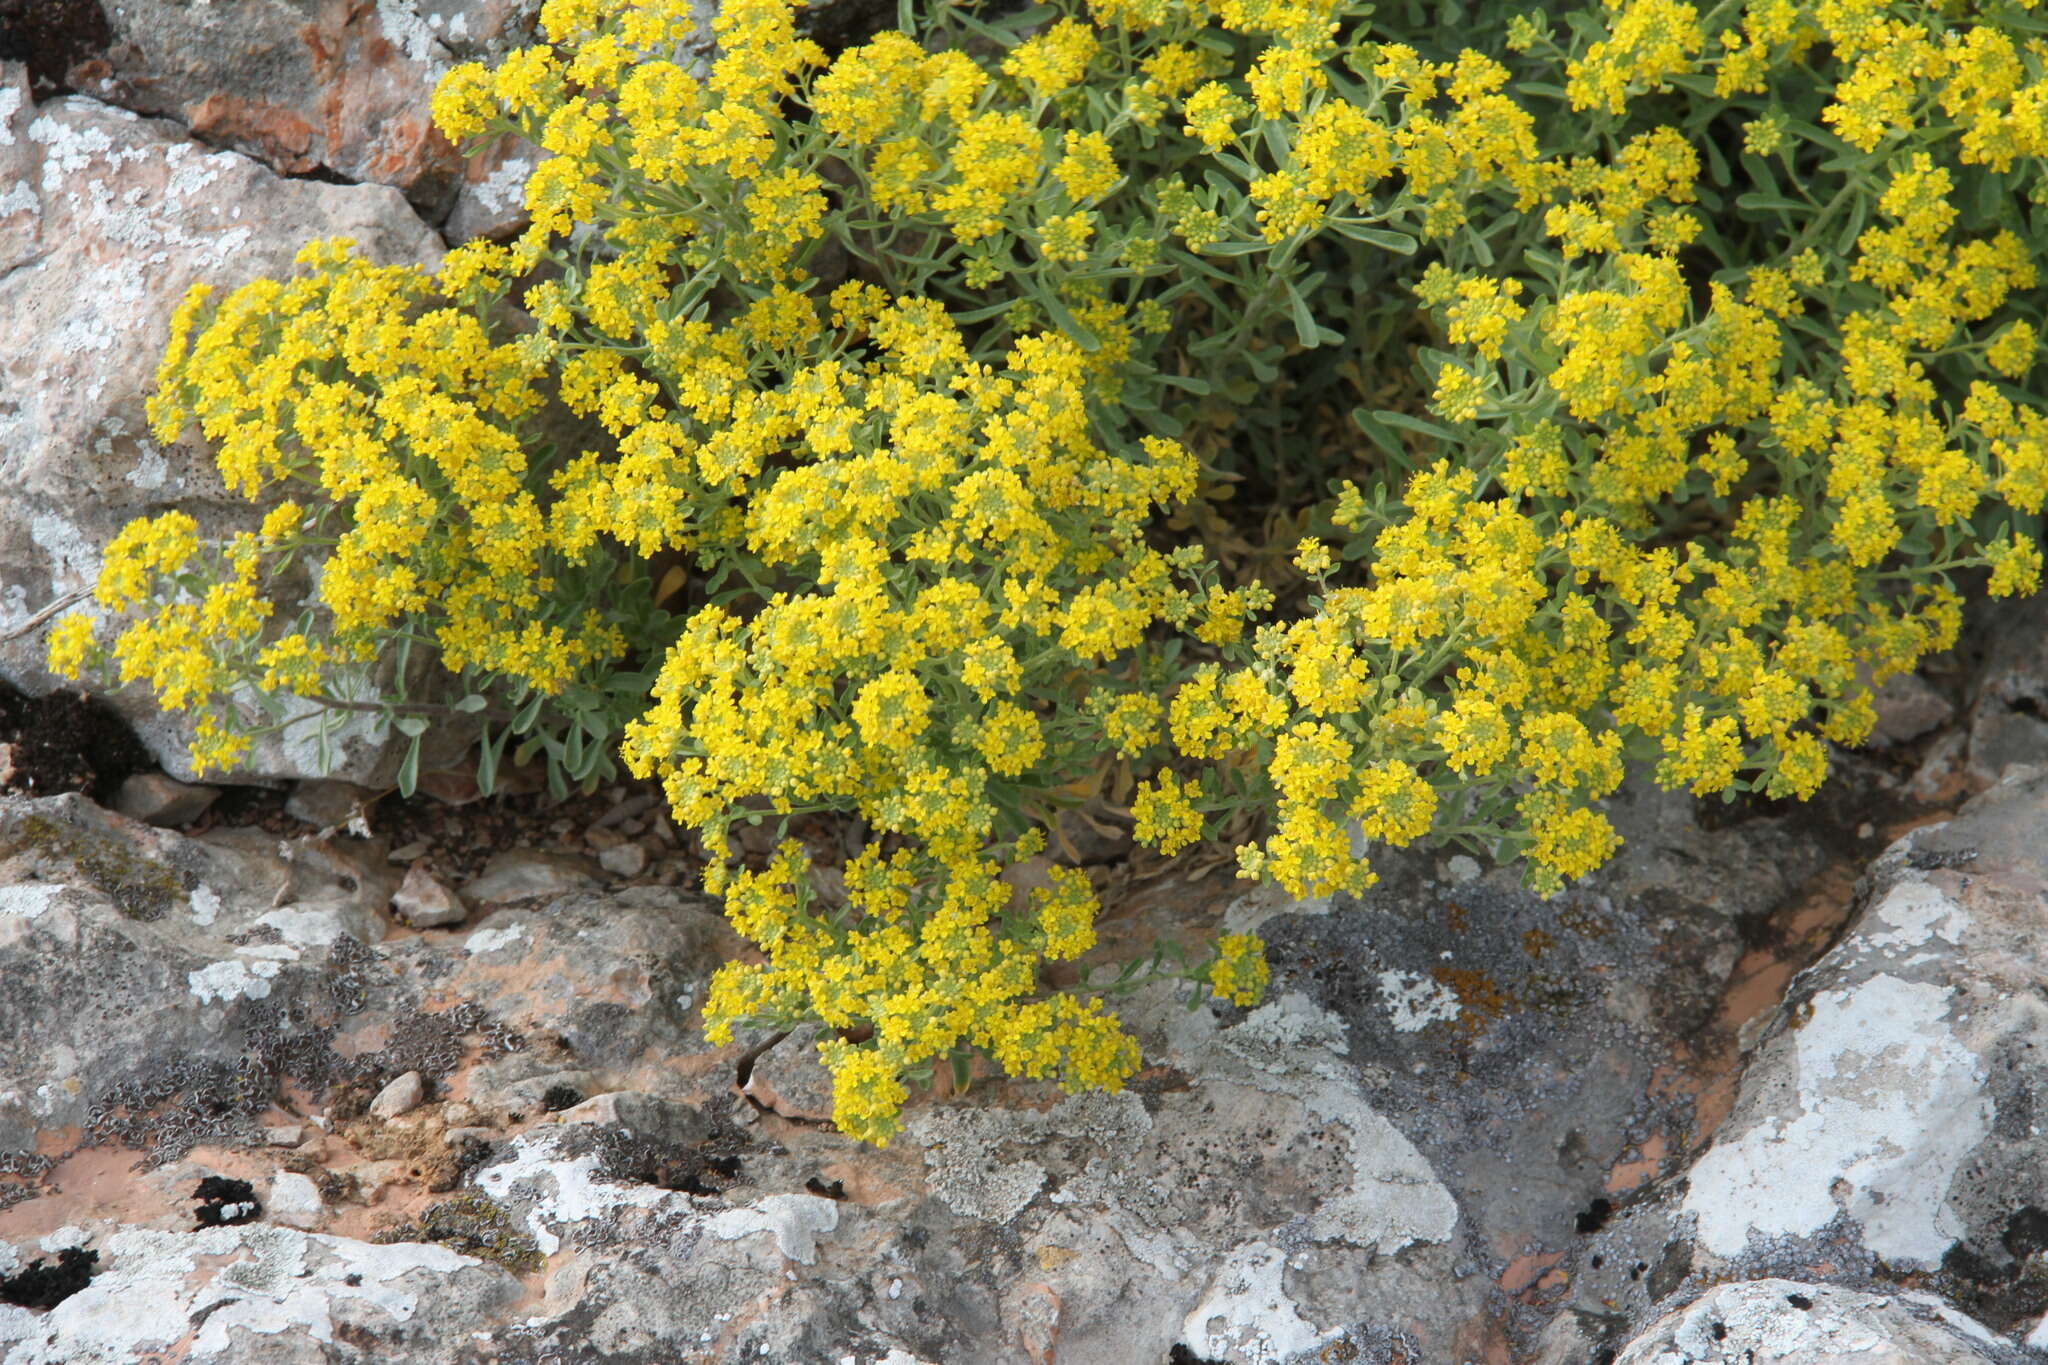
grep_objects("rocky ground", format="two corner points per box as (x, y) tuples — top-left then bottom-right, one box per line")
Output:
(4, 2), (2048, 1361)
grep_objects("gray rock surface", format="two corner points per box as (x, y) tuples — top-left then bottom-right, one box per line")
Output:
(1612, 1279), (2015, 1364)
(390, 861), (467, 928)
(56, 0), (541, 220)
(460, 847), (602, 905)
(0, 70), (442, 785)
(110, 771), (219, 827)
(0, 1223), (521, 1364)
(1542, 764), (2048, 1362)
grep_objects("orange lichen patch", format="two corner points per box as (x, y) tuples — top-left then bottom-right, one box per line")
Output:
(1431, 967), (1512, 1033)
(182, 94), (319, 174)
(1521, 927), (1555, 958)
(1499, 1249), (1564, 1294)
(1605, 1132), (1669, 1193)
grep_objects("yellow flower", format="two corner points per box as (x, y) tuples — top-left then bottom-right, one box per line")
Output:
(1208, 933), (1269, 1007)
(44, 613), (97, 680)
(1133, 771), (1205, 855)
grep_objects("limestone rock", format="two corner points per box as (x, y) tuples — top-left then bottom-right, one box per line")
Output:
(460, 848), (601, 905)
(284, 780), (375, 831)
(265, 1170), (324, 1230)
(0, 73), (442, 785)
(1965, 593), (2048, 787)
(1613, 1280), (2011, 1364)
(742, 1023), (837, 1124)
(596, 840), (649, 879)
(1869, 670), (1955, 748)
(1673, 770), (2048, 1279)
(0, 1223), (520, 1364)
(110, 772), (218, 828)
(56, 0), (546, 219)
(390, 861), (467, 929)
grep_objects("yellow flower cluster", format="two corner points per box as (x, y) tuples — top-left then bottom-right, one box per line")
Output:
(69, 0), (2048, 1143)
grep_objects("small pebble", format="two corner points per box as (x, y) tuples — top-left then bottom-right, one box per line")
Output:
(391, 862), (468, 929)
(369, 1071), (425, 1120)
(267, 1171), (325, 1230)
(388, 839), (431, 863)
(113, 772), (220, 828)
(262, 1124), (305, 1147)
(599, 842), (649, 878)
(443, 1126), (496, 1147)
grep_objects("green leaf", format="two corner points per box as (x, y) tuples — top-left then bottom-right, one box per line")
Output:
(511, 693), (544, 735)
(476, 724), (501, 798)
(450, 694), (489, 715)
(397, 733), (422, 799)
(1324, 220), (1418, 253)
(1283, 278), (1321, 348)
(1031, 281), (1099, 351)
(393, 714), (430, 738)
(1734, 192), (1806, 214)
(1375, 409), (1456, 441)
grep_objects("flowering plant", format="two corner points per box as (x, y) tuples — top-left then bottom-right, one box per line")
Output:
(49, 0), (2048, 1142)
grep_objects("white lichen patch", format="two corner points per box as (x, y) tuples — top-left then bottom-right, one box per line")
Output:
(30, 512), (99, 590)
(1863, 876), (1970, 954)
(1374, 969), (1463, 1032)
(465, 922), (527, 956)
(1682, 973), (1989, 1265)
(910, 989), (1458, 1259)
(0, 883), (64, 918)
(1180, 1242), (1340, 1364)
(0, 180), (35, 219)
(187, 950), (293, 1004)
(375, 0), (447, 66)
(188, 883), (222, 927)
(911, 1091), (1152, 1224)
(467, 154), (534, 215)
(3, 1223), (501, 1365)
(255, 906), (356, 947)
(473, 1129), (673, 1255)
(707, 1194), (841, 1264)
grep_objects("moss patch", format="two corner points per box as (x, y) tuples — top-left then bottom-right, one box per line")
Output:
(373, 1191), (545, 1274)
(12, 812), (184, 921)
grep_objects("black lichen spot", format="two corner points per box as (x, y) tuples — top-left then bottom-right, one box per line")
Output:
(1786, 1293), (1814, 1310)
(0, 1246), (97, 1309)
(372, 1191), (545, 1274)
(1168, 1347), (1229, 1365)
(2006, 1206), (2048, 1260)
(804, 1176), (846, 1200)
(1575, 1197), (1614, 1234)
(595, 1126), (743, 1196)
(1709, 1320), (1728, 1341)
(540, 1083), (585, 1113)
(192, 1175), (261, 1227)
